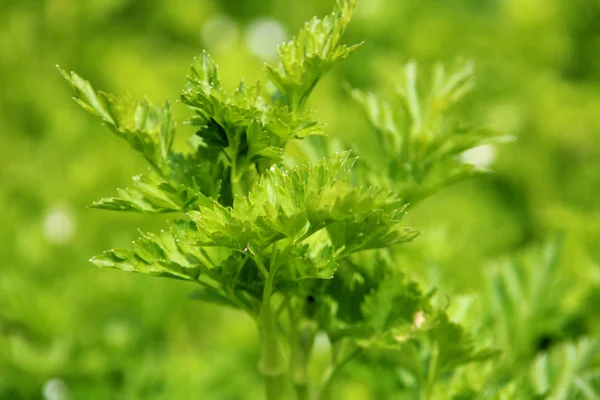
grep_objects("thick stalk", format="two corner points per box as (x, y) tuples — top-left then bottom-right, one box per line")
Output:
(230, 157), (243, 199)
(290, 317), (316, 400)
(258, 259), (287, 400)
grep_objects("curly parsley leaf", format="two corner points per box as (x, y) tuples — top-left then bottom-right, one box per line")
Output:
(59, 68), (175, 173)
(266, 0), (361, 110)
(90, 172), (211, 213)
(350, 60), (511, 203)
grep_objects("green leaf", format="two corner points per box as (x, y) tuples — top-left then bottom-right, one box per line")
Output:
(281, 231), (341, 281)
(59, 67), (175, 172)
(321, 252), (390, 328)
(89, 228), (207, 281)
(186, 152), (412, 253)
(387, 314), (499, 392)
(90, 219), (244, 286)
(529, 338), (600, 399)
(90, 172), (211, 213)
(426, 317), (500, 375)
(350, 60), (510, 204)
(324, 270), (500, 390)
(186, 50), (221, 95)
(361, 272), (425, 335)
(327, 207), (419, 255)
(182, 52), (256, 134)
(189, 286), (240, 309)
(181, 51), (325, 184)
(349, 87), (401, 156)
(265, 0), (361, 109)
(485, 237), (580, 362)
(167, 151), (226, 203)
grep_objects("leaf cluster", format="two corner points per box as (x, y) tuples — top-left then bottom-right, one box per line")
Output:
(59, 1), (505, 399)
(350, 60), (510, 204)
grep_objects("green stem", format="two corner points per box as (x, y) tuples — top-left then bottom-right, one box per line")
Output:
(256, 255), (287, 400)
(289, 304), (316, 400)
(294, 384), (310, 400)
(230, 155), (243, 199)
(264, 375), (286, 400)
(422, 341), (439, 400)
(318, 346), (361, 400)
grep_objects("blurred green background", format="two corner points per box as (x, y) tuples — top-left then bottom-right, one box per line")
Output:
(1, 0), (599, 398)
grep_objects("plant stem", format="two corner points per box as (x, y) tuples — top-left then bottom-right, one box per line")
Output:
(422, 341), (439, 400)
(294, 384), (310, 400)
(289, 305), (315, 400)
(256, 255), (287, 400)
(230, 155), (243, 199)
(317, 346), (361, 400)
(264, 375), (286, 400)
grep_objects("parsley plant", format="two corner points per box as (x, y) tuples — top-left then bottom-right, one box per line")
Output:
(59, 1), (503, 398)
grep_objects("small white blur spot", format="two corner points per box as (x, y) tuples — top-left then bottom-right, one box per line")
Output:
(245, 18), (287, 60)
(413, 311), (426, 329)
(355, 0), (383, 18)
(42, 378), (70, 400)
(313, 331), (331, 354)
(42, 205), (76, 245)
(459, 144), (497, 169)
(201, 14), (239, 51)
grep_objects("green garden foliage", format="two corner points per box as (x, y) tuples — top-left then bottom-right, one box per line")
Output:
(2, 0), (600, 398)
(349, 60), (509, 204)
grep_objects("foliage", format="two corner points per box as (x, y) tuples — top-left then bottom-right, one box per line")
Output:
(265, 0), (361, 110)
(56, 1), (504, 399)
(349, 60), (510, 204)
(2, 0), (599, 398)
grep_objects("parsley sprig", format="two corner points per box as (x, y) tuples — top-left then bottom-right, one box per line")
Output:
(59, 1), (503, 399)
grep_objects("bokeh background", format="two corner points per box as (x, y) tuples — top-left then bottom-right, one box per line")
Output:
(1, 0), (599, 398)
